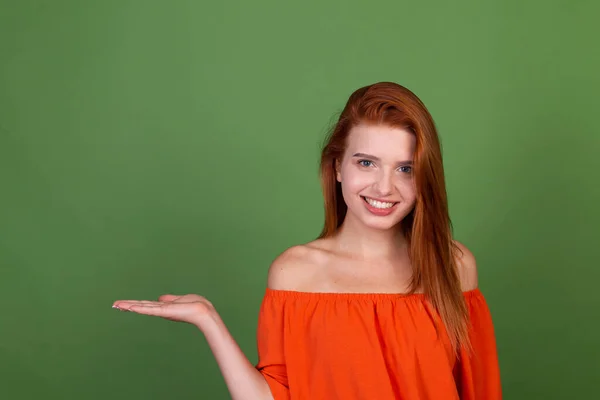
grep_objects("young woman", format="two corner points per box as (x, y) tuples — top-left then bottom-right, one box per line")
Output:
(113, 82), (502, 399)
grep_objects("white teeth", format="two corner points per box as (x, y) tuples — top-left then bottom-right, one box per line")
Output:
(365, 197), (395, 209)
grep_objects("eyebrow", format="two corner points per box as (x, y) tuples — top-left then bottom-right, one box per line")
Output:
(352, 153), (413, 165)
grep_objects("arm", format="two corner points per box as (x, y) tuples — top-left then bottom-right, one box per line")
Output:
(200, 309), (274, 400)
(113, 294), (273, 400)
(455, 290), (502, 399)
(112, 247), (307, 399)
(452, 240), (502, 399)
(253, 246), (311, 398)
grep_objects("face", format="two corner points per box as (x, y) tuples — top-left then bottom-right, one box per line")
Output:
(336, 123), (417, 232)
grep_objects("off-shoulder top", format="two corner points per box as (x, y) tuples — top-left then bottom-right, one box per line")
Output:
(255, 288), (501, 399)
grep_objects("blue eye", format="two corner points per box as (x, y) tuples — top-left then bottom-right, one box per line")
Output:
(358, 160), (373, 167)
(399, 166), (412, 173)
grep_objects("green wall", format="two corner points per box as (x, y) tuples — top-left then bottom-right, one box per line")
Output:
(1, 1), (598, 398)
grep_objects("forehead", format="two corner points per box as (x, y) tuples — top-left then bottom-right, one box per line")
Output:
(345, 123), (416, 159)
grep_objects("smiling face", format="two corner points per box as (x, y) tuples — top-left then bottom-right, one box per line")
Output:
(336, 123), (417, 232)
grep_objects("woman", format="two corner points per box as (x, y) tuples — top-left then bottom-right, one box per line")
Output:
(113, 82), (502, 399)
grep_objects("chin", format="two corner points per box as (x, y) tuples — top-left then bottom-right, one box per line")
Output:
(362, 218), (402, 232)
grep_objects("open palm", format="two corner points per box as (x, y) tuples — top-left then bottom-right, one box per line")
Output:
(113, 294), (215, 327)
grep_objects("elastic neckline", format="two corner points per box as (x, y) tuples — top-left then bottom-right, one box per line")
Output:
(265, 287), (481, 301)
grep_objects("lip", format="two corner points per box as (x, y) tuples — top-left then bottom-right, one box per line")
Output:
(361, 196), (398, 216)
(362, 196), (398, 203)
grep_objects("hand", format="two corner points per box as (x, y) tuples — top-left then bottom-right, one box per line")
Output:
(112, 294), (217, 329)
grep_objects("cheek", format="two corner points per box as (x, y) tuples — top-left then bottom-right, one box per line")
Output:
(341, 170), (372, 193)
(398, 178), (416, 193)
(399, 181), (418, 204)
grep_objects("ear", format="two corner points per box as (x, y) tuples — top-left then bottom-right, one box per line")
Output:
(335, 159), (342, 182)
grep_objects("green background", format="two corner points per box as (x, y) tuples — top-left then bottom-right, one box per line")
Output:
(1, 0), (598, 398)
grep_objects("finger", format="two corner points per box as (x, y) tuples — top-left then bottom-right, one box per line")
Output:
(114, 300), (157, 304)
(113, 300), (160, 310)
(158, 294), (182, 302)
(128, 304), (172, 317)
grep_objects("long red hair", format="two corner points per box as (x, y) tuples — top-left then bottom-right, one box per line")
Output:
(318, 81), (469, 351)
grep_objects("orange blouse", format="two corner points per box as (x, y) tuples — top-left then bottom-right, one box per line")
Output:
(255, 288), (501, 399)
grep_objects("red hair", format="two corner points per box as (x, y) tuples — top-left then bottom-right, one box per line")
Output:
(318, 82), (469, 351)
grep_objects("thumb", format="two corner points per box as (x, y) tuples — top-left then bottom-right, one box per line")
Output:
(158, 294), (181, 302)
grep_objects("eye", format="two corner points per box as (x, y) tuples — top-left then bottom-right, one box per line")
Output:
(399, 166), (412, 173)
(358, 159), (373, 167)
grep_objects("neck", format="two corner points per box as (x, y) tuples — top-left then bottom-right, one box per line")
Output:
(334, 215), (407, 261)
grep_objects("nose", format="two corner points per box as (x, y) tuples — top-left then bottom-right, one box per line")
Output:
(374, 170), (394, 196)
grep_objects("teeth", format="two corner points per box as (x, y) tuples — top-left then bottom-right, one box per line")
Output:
(365, 197), (395, 209)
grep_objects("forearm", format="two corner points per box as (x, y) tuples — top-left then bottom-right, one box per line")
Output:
(200, 313), (274, 400)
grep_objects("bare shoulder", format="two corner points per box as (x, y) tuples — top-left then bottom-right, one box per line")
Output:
(453, 240), (479, 291)
(267, 241), (330, 290)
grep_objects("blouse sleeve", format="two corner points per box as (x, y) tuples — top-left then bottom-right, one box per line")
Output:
(455, 289), (502, 399)
(255, 291), (290, 400)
